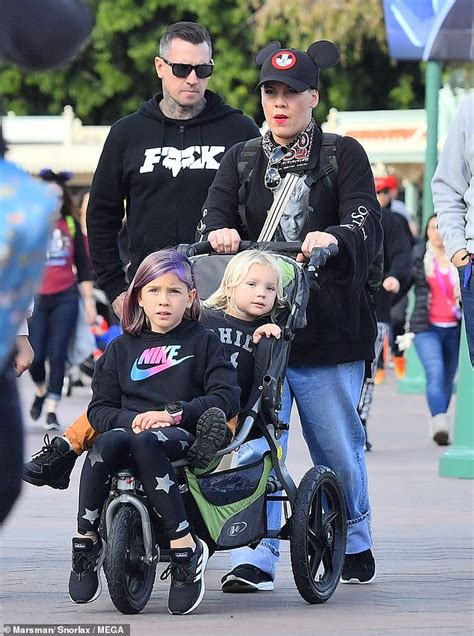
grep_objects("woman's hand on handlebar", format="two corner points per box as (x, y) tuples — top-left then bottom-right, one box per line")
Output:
(297, 231), (339, 262)
(207, 228), (241, 253)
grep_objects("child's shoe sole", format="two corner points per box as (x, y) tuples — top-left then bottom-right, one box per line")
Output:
(187, 408), (229, 469)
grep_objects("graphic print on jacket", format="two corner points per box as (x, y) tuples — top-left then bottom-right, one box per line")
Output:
(131, 345), (194, 381)
(203, 309), (259, 409)
(139, 145), (226, 177)
(87, 321), (241, 435)
(87, 90), (260, 302)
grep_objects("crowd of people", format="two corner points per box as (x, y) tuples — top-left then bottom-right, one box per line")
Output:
(2, 11), (472, 619)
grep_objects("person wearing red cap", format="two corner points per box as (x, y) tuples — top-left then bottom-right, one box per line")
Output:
(357, 179), (412, 447)
(198, 41), (383, 588)
(383, 175), (417, 237)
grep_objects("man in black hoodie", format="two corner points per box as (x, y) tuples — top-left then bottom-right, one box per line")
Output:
(86, 21), (260, 319)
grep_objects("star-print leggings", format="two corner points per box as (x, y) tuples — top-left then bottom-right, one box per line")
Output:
(77, 427), (194, 539)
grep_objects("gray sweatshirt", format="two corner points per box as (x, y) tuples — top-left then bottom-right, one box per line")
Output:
(432, 94), (474, 260)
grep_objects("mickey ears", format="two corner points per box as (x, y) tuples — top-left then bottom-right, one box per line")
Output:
(307, 40), (340, 69)
(254, 41), (282, 66)
(254, 40), (339, 69)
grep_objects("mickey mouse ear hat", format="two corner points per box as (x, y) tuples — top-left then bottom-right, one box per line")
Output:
(255, 40), (340, 91)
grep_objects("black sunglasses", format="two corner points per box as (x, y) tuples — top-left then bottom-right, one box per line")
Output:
(264, 145), (289, 190)
(161, 58), (214, 79)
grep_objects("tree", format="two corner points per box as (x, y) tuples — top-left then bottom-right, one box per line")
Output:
(0, 0), (259, 124)
(246, 0), (425, 122)
(0, 0), (428, 125)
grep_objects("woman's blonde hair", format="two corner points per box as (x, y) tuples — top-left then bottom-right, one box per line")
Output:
(204, 250), (286, 320)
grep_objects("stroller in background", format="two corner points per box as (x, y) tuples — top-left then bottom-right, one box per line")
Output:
(98, 241), (347, 614)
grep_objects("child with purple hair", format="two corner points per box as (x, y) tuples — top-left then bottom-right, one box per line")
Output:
(68, 249), (240, 615)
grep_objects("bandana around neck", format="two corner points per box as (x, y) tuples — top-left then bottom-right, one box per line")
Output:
(263, 118), (316, 172)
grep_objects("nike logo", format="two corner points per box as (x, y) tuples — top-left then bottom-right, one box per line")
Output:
(130, 345), (194, 381)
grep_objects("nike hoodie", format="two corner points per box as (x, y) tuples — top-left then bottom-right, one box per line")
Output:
(87, 320), (240, 434)
(87, 91), (260, 302)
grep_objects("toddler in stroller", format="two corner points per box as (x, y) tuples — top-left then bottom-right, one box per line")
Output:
(75, 241), (346, 615)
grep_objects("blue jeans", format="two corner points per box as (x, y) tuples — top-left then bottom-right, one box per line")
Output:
(459, 263), (474, 366)
(230, 361), (372, 579)
(28, 287), (79, 400)
(414, 325), (460, 416)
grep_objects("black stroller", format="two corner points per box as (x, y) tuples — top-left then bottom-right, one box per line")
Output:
(99, 241), (347, 614)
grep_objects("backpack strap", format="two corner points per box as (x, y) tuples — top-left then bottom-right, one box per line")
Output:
(237, 137), (262, 234)
(305, 132), (340, 202)
(236, 133), (341, 232)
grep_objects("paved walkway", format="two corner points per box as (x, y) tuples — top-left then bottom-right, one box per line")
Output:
(1, 370), (473, 635)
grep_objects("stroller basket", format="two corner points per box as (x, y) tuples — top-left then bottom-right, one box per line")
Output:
(186, 454), (272, 549)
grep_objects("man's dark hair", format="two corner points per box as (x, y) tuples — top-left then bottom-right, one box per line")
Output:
(159, 21), (212, 58)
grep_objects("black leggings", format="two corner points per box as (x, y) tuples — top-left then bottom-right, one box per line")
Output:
(77, 427), (194, 539)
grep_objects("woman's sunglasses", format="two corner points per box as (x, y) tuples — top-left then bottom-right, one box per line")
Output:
(161, 58), (214, 79)
(264, 145), (289, 190)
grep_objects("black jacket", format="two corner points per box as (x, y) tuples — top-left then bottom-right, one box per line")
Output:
(87, 91), (260, 302)
(198, 127), (383, 366)
(375, 207), (413, 323)
(87, 320), (240, 434)
(409, 241), (431, 334)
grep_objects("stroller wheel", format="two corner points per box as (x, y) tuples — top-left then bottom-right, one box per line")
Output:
(290, 465), (346, 604)
(104, 505), (156, 614)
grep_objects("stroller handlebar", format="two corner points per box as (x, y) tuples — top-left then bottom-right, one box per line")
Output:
(307, 243), (339, 272)
(178, 240), (304, 257)
(178, 241), (339, 276)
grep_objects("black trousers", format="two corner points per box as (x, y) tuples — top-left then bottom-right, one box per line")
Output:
(0, 365), (23, 524)
(77, 427), (194, 539)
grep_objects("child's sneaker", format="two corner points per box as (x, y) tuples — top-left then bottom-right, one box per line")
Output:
(23, 435), (78, 489)
(187, 407), (229, 469)
(68, 536), (106, 604)
(163, 537), (209, 615)
(340, 549), (376, 584)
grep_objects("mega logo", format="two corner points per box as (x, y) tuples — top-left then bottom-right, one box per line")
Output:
(139, 145), (225, 177)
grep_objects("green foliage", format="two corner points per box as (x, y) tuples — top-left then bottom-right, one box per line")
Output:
(247, 0), (426, 122)
(0, 0), (428, 125)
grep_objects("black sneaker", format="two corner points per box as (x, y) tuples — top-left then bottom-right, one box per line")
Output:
(68, 536), (106, 604)
(340, 549), (376, 584)
(221, 564), (274, 592)
(23, 435), (78, 489)
(45, 412), (60, 431)
(162, 537), (209, 615)
(186, 407), (229, 469)
(30, 394), (46, 420)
